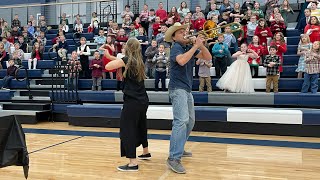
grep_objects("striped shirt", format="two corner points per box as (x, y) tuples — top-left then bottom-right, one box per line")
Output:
(152, 53), (168, 72)
(305, 51), (320, 74)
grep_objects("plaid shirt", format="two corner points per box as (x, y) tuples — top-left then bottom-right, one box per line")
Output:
(304, 51), (320, 74)
(12, 19), (21, 28)
(67, 59), (82, 78)
(152, 52), (168, 72)
(263, 55), (281, 75)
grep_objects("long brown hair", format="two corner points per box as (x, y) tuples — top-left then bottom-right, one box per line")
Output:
(123, 38), (146, 82)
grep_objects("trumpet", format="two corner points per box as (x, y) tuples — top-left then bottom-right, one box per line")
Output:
(184, 20), (243, 39)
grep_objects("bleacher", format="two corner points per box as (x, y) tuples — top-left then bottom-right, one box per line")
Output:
(1, 27), (320, 137)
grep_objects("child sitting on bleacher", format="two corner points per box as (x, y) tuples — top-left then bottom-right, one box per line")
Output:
(90, 12), (99, 35)
(95, 29), (106, 56)
(33, 26), (41, 39)
(145, 40), (158, 79)
(58, 35), (68, 61)
(77, 37), (91, 79)
(301, 41), (320, 94)
(296, 34), (312, 79)
(89, 51), (103, 91)
(247, 15), (258, 44)
(0, 42), (9, 69)
(61, 20), (69, 33)
(152, 44), (168, 91)
(115, 28), (128, 54)
(264, 45), (281, 93)
(39, 31), (47, 46)
(270, 13), (286, 36)
(128, 23), (139, 38)
(212, 34), (229, 78)
(74, 19), (83, 38)
(18, 36), (27, 53)
(11, 43), (24, 67)
(1, 59), (17, 90)
(40, 21), (48, 34)
(28, 42), (43, 70)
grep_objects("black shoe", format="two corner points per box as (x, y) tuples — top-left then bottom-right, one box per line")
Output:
(117, 164), (139, 172)
(138, 153), (151, 160)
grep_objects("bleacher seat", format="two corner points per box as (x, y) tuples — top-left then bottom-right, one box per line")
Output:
(21, 60), (56, 69)
(0, 79), (27, 88)
(0, 69), (43, 78)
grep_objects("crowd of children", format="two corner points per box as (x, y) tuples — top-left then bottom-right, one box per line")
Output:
(1, 1), (320, 93)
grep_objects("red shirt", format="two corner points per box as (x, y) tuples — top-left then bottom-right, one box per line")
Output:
(270, 41), (287, 72)
(254, 26), (272, 46)
(102, 46), (116, 73)
(7, 37), (14, 44)
(35, 49), (41, 60)
(304, 24), (320, 43)
(156, 9), (167, 23)
(270, 21), (286, 35)
(134, 22), (141, 29)
(115, 35), (128, 54)
(193, 18), (206, 31)
(248, 44), (265, 64)
(152, 23), (161, 36)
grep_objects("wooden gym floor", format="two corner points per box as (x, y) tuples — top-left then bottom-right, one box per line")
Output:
(1, 122), (320, 180)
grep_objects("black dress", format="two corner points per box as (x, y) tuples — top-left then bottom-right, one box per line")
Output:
(120, 57), (149, 158)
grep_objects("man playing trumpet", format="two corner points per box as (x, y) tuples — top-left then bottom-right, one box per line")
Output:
(164, 22), (211, 174)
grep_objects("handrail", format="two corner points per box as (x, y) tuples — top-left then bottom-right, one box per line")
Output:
(15, 66), (33, 100)
(0, 0), (113, 9)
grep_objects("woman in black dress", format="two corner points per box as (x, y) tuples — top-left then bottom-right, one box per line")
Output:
(105, 38), (150, 172)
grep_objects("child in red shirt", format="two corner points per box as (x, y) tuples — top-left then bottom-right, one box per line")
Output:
(270, 32), (287, 73)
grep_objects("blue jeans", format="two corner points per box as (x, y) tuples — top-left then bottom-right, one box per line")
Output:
(301, 73), (319, 93)
(1, 75), (14, 88)
(169, 88), (195, 160)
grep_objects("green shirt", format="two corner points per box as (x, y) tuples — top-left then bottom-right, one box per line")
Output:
(252, 9), (264, 19)
(231, 24), (244, 39)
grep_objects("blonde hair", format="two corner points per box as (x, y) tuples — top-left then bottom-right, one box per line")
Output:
(123, 38), (146, 82)
(299, 34), (310, 45)
(312, 41), (320, 52)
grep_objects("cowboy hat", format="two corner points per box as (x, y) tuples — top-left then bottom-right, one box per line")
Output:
(164, 22), (188, 42)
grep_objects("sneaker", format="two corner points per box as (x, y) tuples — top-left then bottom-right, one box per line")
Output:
(138, 153), (151, 160)
(117, 164), (139, 172)
(166, 158), (186, 174)
(182, 151), (192, 157)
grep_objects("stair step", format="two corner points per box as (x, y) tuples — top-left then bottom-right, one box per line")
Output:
(2, 102), (51, 111)
(20, 90), (50, 97)
(12, 96), (51, 101)
(36, 79), (65, 85)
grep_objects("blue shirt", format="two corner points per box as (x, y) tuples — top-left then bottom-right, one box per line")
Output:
(169, 42), (200, 92)
(212, 42), (229, 57)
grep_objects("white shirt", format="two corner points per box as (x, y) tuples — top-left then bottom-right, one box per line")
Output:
(77, 44), (91, 56)
(74, 24), (83, 32)
(62, 25), (69, 32)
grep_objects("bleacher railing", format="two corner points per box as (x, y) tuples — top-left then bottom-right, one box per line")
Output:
(51, 61), (80, 105)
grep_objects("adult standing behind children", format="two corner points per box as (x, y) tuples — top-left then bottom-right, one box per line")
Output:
(104, 38), (151, 172)
(164, 23), (211, 174)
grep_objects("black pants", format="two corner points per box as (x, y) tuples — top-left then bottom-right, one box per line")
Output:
(215, 57), (227, 78)
(120, 101), (149, 158)
(155, 70), (166, 91)
(80, 58), (90, 79)
(116, 80), (123, 91)
(250, 66), (259, 78)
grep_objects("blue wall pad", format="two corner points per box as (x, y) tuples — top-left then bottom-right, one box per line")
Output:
(0, 90), (14, 100)
(195, 106), (227, 122)
(302, 109), (320, 125)
(67, 104), (122, 118)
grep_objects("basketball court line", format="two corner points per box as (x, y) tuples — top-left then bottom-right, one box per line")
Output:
(28, 136), (83, 154)
(23, 128), (320, 149)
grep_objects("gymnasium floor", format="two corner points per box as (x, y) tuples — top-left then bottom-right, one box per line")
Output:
(1, 122), (320, 180)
